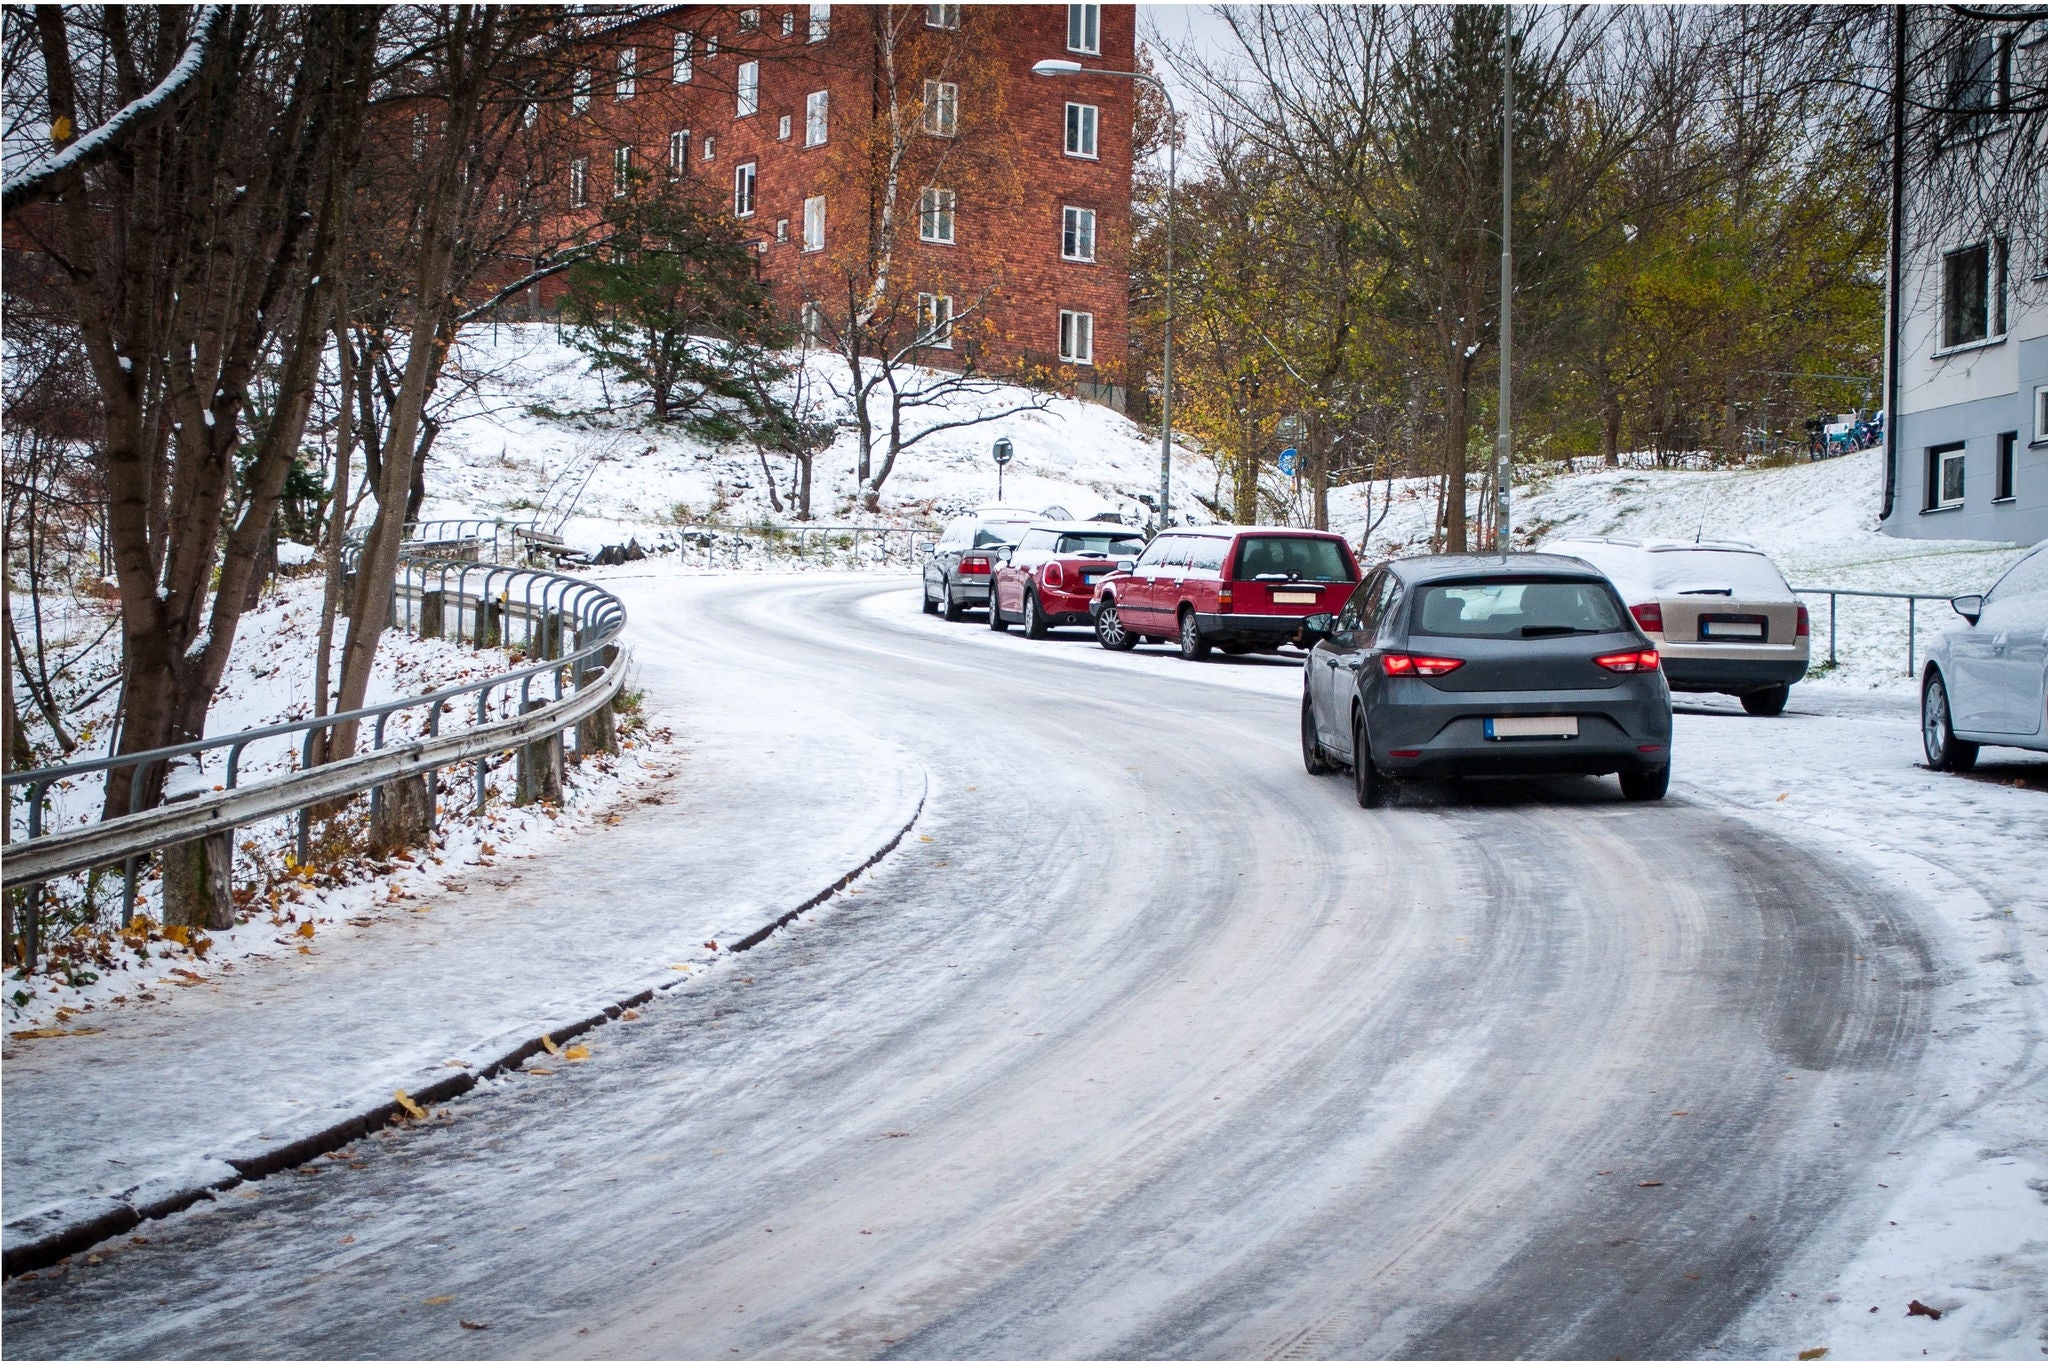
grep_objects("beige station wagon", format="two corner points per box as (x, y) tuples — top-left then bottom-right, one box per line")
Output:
(1543, 538), (1809, 715)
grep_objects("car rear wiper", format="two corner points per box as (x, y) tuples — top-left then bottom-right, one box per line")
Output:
(1253, 572), (1300, 583)
(1679, 588), (1732, 596)
(1518, 625), (1600, 637)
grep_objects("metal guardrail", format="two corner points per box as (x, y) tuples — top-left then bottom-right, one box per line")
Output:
(670, 522), (939, 571)
(1790, 585), (1957, 677)
(3, 554), (628, 963)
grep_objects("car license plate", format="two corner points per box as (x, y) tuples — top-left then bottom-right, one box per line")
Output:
(1083, 573), (1102, 585)
(1485, 715), (1578, 740)
(1702, 620), (1762, 638)
(1273, 590), (1318, 604)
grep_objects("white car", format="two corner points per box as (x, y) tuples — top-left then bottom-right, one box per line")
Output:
(1543, 537), (1809, 715)
(1921, 540), (2048, 771)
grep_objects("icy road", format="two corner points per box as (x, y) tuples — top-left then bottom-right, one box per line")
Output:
(8, 572), (2040, 1360)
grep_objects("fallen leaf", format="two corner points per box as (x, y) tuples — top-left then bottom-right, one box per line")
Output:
(394, 1089), (427, 1120)
(9, 1027), (102, 1039)
(525, 1065), (555, 1076)
(1775, 792), (1789, 801)
(1670, 1110), (1690, 1117)
(1799, 1349), (1830, 1359)
(1906, 1299), (1942, 1320)
(540, 1035), (561, 1056)
(423, 1295), (455, 1306)
(917, 835), (933, 842)
(620, 1009), (641, 1021)
(460, 1319), (489, 1330)
(561, 1043), (590, 1061)
(296, 920), (316, 939)
(1637, 1181), (1664, 1188)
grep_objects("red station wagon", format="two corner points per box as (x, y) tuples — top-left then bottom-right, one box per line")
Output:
(1090, 527), (1361, 659)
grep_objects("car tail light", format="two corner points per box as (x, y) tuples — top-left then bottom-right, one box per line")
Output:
(960, 555), (990, 575)
(1381, 652), (1465, 677)
(1795, 604), (1810, 637)
(1630, 602), (1664, 634)
(1594, 649), (1661, 673)
(1043, 561), (1065, 590)
(1217, 585), (1234, 612)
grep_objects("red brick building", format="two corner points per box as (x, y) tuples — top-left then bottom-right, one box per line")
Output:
(546, 3), (1136, 408)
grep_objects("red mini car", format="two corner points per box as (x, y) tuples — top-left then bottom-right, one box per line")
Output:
(989, 521), (1150, 637)
(1090, 526), (1361, 659)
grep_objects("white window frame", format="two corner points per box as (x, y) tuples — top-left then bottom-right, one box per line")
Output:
(1059, 309), (1094, 365)
(617, 48), (636, 100)
(737, 61), (760, 117)
(612, 144), (631, 195)
(669, 128), (690, 174)
(703, 134), (717, 160)
(573, 69), (592, 114)
(1938, 236), (2007, 353)
(808, 2), (831, 42)
(2033, 384), (2048, 445)
(734, 161), (758, 217)
(1065, 102), (1099, 159)
(802, 300), (826, 343)
(706, 33), (720, 58)
(922, 79), (957, 136)
(920, 187), (956, 244)
(803, 194), (825, 252)
(806, 90), (830, 146)
(521, 101), (537, 128)
(781, 10), (795, 37)
(1067, 3), (1101, 55)
(776, 217), (789, 242)
(738, 8), (760, 32)
(917, 293), (955, 348)
(1932, 443), (1967, 510)
(569, 157), (587, 209)
(1062, 205), (1096, 262)
(927, 4), (961, 31)
(778, 113), (792, 140)
(673, 30), (694, 82)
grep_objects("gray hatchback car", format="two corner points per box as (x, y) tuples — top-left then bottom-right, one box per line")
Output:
(1300, 554), (1674, 805)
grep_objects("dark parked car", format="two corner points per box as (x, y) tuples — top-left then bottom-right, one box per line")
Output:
(1921, 540), (2048, 771)
(922, 509), (1038, 620)
(989, 522), (1149, 637)
(1089, 526), (1360, 659)
(1300, 554), (1674, 805)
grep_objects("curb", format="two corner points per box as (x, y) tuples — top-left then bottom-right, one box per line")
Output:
(1, 781), (926, 1279)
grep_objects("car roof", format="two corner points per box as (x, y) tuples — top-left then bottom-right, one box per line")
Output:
(1162, 525), (1348, 540)
(1386, 552), (1609, 585)
(1547, 535), (1766, 555)
(1021, 520), (1142, 534)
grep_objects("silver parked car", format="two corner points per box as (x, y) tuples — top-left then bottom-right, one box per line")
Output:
(1921, 540), (2048, 771)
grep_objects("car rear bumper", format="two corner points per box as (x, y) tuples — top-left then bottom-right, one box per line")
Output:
(949, 578), (992, 604)
(1193, 612), (1314, 647)
(1659, 656), (1807, 692)
(1367, 683), (1671, 779)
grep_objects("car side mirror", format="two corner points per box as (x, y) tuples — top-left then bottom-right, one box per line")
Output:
(1952, 593), (1984, 624)
(1300, 612), (1334, 643)
(919, 542), (936, 556)
(1114, 557), (1137, 574)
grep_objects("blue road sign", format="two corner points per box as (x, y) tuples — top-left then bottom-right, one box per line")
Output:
(1278, 447), (1299, 477)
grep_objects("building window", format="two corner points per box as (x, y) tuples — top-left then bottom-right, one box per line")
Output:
(804, 194), (825, 251)
(1059, 309), (1094, 364)
(673, 31), (693, 81)
(703, 135), (716, 159)
(706, 34), (719, 58)
(617, 48), (636, 100)
(1947, 33), (2010, 138)
(738, 8), (760, 32)
(919, 187), (956, 244)
(802, 300), (825, 342)
(917, 293), (954, 348)
(569, 157), (587, 209)
(809, 3), (830, 42)
(1067, 3), (1101, 54)
(411, 111), (428, 160)
(1942, 239), (2006, 348)
(573, 69), (591, 114)
(781, 10), (795, 37)
(1062, 206), (1096, 261)
(1065, 102), (1099, 158)
(734, 161), (757, 216)
(612, 144), (631, 195)
(2035, 385), (2048, 444)
(776, 217), (789, 242)
(927, 4), (961, 30)
(669, 128), (690, 174)
(778, 114), (792, 140)
(737, 62), (759, 117)
(922, 80), (957, 136)
(1929, 443), (1966, 510)
(1996, 431), (2017, 501)
(806, 90), (829, 146)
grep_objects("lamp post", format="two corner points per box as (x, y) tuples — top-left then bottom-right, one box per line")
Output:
(1033, 57), (1176, 530)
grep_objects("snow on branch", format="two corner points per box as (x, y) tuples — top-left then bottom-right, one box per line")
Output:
(2, 7), (228, 220)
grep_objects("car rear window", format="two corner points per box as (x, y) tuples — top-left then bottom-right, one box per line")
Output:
(1055, 531), (1145, 556)
(1233, 536), (1353, 583)
(973, 523), (1029, 548)
(1411, 578), (1628, 638)
(1645, 549), (1791, 599)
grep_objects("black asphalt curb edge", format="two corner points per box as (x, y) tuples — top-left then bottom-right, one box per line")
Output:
(2, 781), (927, 1280)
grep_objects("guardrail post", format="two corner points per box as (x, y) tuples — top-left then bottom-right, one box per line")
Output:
(1907, 597), (1917, 678)
(577, 645), (621, 757)
(371, 772), (436, 856)
(420, 589), (447, 640)
(516, 700), (564, 805)
(1828, 593), (1837, 668)
(475, 595), (504, 649)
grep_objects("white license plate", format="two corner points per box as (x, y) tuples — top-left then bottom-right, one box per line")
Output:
(1083, 573), (1103, 585)
(1485, 715), (1579, 740)
(1702, 621), (1763, 638)
(1272, 590), (1319, 604)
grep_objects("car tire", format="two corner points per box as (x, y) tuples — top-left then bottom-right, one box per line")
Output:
(942, 585), (966, 622)
(1922, 671), (1979, 772)
(988, 591), (1009, 631)
(1178, 609), (1212, 661)
(1302, 694), (1335, 775)
(1351, 713), (1389, 808)
(1619, 764), (1670, 801)
(921, 580), (938, 615)
(1740, 684), (1789, 716)
(1095, 601), (1138, 651)
(1022, 590), (1049, 639)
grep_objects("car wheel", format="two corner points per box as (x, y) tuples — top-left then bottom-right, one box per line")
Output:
(1095, 601), (1138, 651)
(1022, 590), (1049, 639)
(1740, 684), (1789, 717)
(1922, 671), (1979, 772)
(942, 585), (966, 622)
(988, 591), (1009, 631)
(1301, 693), (1335, 775)
(1619, 764), (1670, 801)
(921, 579), (938, 615)
(1351, 713), (1389, 808)
(1178, 609), (1212, 661)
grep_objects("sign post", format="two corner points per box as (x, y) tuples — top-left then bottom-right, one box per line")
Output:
(992, 437), (1014, 500)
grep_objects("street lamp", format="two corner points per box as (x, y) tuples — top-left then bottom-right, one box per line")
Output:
(1033, 57), (1177, 531)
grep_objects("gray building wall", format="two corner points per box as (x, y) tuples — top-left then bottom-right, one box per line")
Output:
(1884, 338), (2048, 545)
